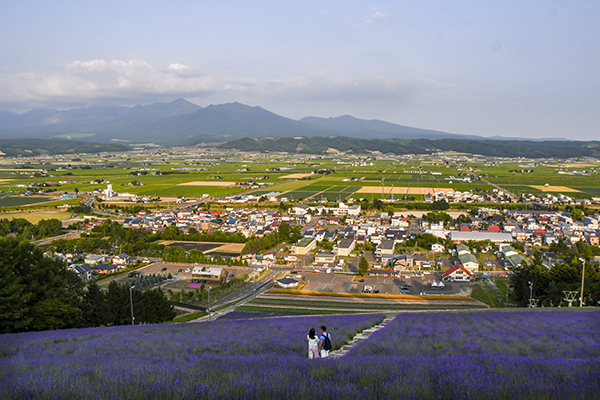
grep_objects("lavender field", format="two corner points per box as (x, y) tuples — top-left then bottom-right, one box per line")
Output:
(1, 310), (599, 399)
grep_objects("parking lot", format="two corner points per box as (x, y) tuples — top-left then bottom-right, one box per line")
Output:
(297, 271), (470, 295)
(136, 262), (255, 281)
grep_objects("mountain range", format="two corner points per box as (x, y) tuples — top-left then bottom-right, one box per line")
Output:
(0, 99), (490, 144)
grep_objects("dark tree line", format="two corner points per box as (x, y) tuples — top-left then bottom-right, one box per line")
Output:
(510, 244), (600, 307)
(162, 247), (247, 266)
(242, 223), (302, 254)
(84, 281), (176, 327)
(0, 236), (175, 334)
(48, 220), (247, 257)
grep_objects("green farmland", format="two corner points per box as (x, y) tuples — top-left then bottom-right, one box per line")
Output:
(0, 151), (598, 211)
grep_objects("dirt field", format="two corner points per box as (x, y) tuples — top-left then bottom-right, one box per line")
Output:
(547, 163), (598, 168)
(280, 173), (314, 179)
(1, 211), (71, 223)
(356, 186), (454, 195)
(531, 185), (582, 193)
(162, 241), (245, 254)
(206, 243), (246, 253)
(177, 181), (237, 187)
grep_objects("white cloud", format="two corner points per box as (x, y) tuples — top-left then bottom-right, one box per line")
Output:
(263, 72), (450, 103)
(365, 11), (386, 24)
(0, 59), (253, 108)
(0, 59), (450, 118)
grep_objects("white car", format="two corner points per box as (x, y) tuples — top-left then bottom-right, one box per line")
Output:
(185, 268), (191, 273)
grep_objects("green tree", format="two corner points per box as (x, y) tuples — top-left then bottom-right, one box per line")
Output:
(82, 281), (108, 326)
(358, 256), (369, 276)
(571, 208), (583, 221)
(0, 236), (84, 333)
(0, 257), (31, 333)
(431, 199), (450, 210)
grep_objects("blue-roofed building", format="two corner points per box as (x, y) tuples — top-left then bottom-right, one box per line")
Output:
(68, 264), (93, 280)
(277, 278), (299, 288)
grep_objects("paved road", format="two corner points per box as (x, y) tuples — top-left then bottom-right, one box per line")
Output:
(33, 231), (82, 245)
(193, 268), (281, 321)
(479, 177), (518, 200)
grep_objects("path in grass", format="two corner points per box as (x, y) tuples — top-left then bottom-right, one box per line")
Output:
(329, 316), (395, 358)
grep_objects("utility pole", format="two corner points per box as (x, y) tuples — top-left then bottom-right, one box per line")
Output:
(207, 287), (211, 320)
(129, 285), (135, 325)
(579, 258), (586, 307)
(528, 281), (533, 308)
(506, 275), (509, 307)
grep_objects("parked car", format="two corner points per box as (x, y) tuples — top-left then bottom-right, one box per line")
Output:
(358, 278), (364, 282)
(161, 267), (167, 272)
(185, 268), (191, 272)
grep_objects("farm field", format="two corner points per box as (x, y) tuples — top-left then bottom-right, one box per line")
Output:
(0, 211), (71, 223)
(240, 290), (486, 313)
(0, 152), (598, 209)
(1, 310), (597, 399)
(165, 241), (245, 254)
(468, 161), (600, 198)
(0, 195), (55, 208)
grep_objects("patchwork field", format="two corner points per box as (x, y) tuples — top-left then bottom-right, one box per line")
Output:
(356, 186), (454, 195)
(176, 181), (237, 187)
(240, 290), (486, 314)
(531, 185), (582, 193)
(280, 173), (314, 179)
(0, 195), (56, 208)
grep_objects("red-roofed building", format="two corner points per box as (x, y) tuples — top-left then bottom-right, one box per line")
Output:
(489, 226), (501, 233)
(459, 226), (470, 232)
(442, 264), (474, 282)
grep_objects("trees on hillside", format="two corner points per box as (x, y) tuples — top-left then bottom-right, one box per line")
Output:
(0, 218), (62, 240)
(0, 236), (84, 333)
(510, 244), (600, 307)
(0, 236), (176, 334)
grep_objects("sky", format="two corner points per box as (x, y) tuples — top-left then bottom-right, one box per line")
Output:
(1, 0), (599, 140)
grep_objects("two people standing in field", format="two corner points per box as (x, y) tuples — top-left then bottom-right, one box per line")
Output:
(307, 325), (332, 359)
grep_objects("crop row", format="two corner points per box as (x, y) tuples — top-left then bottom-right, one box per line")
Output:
(248, 297), (485, 311)
(1, 310), (598, 399)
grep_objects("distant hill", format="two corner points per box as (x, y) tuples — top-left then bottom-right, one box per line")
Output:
(299, 115), (479, 140)
(0, 139), (130, 156)
(0, 99), (487, 144)
(219, 136), (600, 158)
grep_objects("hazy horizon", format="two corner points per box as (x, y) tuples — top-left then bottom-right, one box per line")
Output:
(1, 1), (598, 140)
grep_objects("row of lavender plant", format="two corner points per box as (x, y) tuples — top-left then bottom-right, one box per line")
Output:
(1, 310), (598, 399)
(341, 309), (600, 399)
(0, 314), (384, 399)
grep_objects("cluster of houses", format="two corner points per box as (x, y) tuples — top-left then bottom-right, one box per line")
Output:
(66, 253), (134, 281)
(422, 208), (600, 248)
(520, 192), (598, 206)
(63, 197), (600, 282)
(427, 188), (515, 204)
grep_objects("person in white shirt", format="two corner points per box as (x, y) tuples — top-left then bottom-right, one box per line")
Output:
(307, 327), (320, 359)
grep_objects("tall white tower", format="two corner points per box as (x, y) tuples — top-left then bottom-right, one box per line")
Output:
(105, 184), (113, 199)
